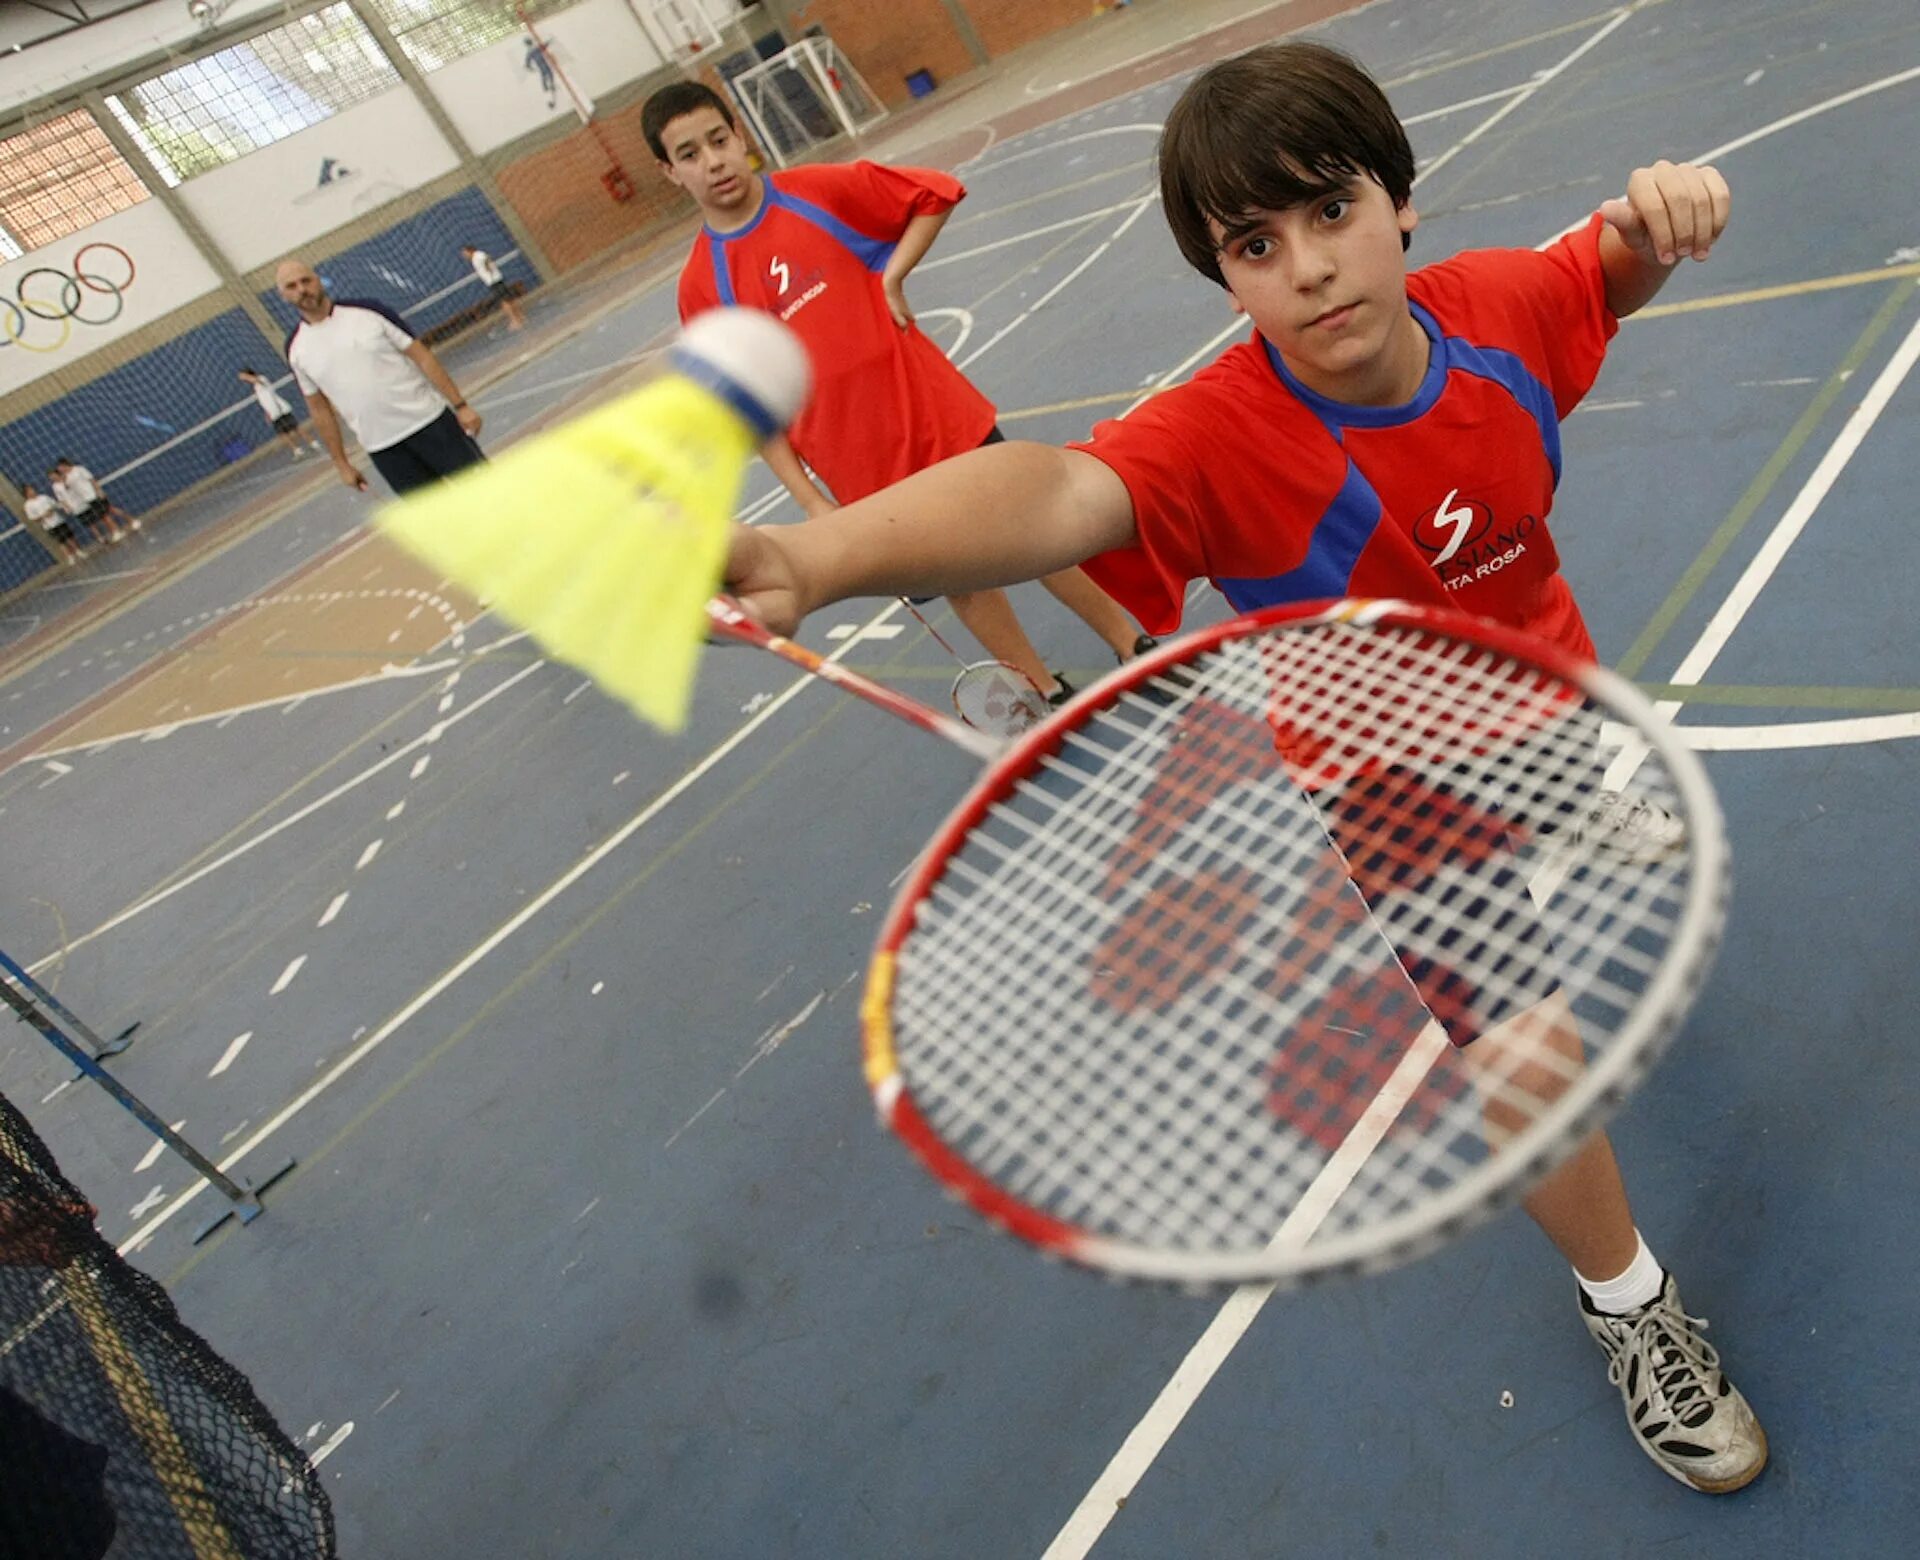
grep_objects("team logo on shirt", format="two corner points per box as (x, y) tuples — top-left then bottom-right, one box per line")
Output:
(1414, 489), (1537, 589)
(1414, 489), (1492, 565)
(768, 259), (828, 322)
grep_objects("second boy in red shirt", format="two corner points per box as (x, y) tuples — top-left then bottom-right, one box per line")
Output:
(646, 82), (1146, 702)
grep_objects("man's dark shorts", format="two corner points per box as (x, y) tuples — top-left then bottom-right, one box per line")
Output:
(369, 408), (486, 496)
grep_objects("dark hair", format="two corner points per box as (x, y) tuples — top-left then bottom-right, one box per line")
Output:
(1159, 41), (1415, 287)
(238, 366), (257, 375)
(641, 81), (735, 162)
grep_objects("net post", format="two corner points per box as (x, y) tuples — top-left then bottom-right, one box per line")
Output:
(0, 953), (293, 1242)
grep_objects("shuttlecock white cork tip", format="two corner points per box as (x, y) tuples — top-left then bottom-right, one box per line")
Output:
(673, 307), (813, 437)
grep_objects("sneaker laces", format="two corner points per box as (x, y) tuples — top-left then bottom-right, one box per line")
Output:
(1586, 790), (1677, 844)
(1608, 1300), (1722, 1429)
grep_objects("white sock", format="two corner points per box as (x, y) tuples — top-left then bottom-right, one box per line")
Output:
(1576, 1230), (1665, 1315)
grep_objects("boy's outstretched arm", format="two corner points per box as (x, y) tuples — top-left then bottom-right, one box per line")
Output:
(725, 441), (1136, 636)
(1596, 159), (1731, 318)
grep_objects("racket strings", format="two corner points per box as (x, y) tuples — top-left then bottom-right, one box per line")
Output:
(951, 663), (1050, 736)
(890, 620), (1700, 1256)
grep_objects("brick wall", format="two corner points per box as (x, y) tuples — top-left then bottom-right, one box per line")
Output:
(493, 102), (692, 273)
(788, 0), (979, 107)
(961, 0), (1103, 59)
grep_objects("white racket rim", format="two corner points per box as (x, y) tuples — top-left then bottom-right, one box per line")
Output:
(948, 658), (1050, 736)
(860, 597), (1729, 1288)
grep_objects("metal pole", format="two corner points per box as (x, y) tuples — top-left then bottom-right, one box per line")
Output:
(0, 963), (293, 1240)
(82, 88), (293, 360)
(0, 947), (136, 1064)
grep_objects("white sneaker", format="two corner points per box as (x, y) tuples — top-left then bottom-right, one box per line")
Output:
(1581, 1274), (1767, 1493)
(1572, 789), (1687, 862)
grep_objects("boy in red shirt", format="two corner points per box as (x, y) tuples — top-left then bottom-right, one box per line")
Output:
(644, 82), (1146, 703)
(726, 44), (1764, 1492)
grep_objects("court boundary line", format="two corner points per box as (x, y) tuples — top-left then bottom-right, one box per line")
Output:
(98, 113), (1172, 1253)
(1041, 21), (1920, 1558)
(110, 601), (923, 1257)
(23, 659), (544, 976)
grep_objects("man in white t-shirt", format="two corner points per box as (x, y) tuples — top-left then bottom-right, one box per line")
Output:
(21, 479), (85, 563)
(462, 245), (526, 332)
(277, 257), (485, 496)
(238, 367), (323, 461)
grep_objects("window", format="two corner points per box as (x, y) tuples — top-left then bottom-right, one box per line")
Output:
(0, 110), (150, 256)
(362, 0), (577, 73)
(106, 4), (401, 185)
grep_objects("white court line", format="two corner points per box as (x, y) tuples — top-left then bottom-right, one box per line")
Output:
(1042, 11), (1725, 1553)
(1541, 60), (1920, 245)
(20, 659), (461, 765)
(28, 566), (154, 595)
(1399, 83), (1530, 125)
(959, 197), (1157, 371)
(23, 660), (545, 975)
(270, 955), (306, 995)
(966, 123), (1161, 179)
(1415, 6), (1635, 186)
(91, 154), (1146, 1251)
(921, 199), (1149, 272)
(1664, 299), (1920, 693)
(114, 598), (919, 1256)
(916, 306), (975, 362)
(1675, 712), (1920, 750)
(207, 1032), (251, 1078)
(478, 350), (663, 411)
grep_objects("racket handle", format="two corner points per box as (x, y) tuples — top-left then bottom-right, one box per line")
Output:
(706, 599), (1004, 761)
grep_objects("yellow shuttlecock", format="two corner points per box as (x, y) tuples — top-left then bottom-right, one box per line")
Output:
(377, 308), (811, 731)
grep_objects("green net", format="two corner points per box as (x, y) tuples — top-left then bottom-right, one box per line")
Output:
(0, 1090), (334, 1560)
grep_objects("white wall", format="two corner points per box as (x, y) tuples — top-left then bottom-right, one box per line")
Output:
(178, 87), (461, 273)
(431, 0), (666, 156)
(632, 0), (750, 61)
(0, 198), (222, 399)
(0, 1), (292, 117)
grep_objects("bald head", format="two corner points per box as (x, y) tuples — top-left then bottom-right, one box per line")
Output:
(275, 258), (330, 320)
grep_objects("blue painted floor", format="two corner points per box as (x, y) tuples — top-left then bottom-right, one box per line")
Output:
(3, 0), (1918, 1553)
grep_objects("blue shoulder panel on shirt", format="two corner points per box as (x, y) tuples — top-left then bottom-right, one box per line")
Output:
(762, 186), (898, 273)
(1441, 335), (1562, 484)
(1214, 460), (1385, 614)
(706, 233), (736, 306)
(334, 298), (416, 339)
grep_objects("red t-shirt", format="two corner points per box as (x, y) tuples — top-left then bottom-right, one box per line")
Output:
(676, 162), (998, 503)
(1072, 217), (1620, 659)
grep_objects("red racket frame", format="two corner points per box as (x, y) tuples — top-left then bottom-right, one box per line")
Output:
(856, 596), (1728, 1287)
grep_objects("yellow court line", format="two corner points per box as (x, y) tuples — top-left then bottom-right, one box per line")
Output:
(995, 263), (1920, 423)
(999, 388), (1147, 422)
(1381, 2), (1665, 89)
(1635, 260), (1920, 319)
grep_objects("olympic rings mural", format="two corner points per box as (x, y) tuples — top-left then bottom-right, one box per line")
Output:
(0, 242), (137, 355)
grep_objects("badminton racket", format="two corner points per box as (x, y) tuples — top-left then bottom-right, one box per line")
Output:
(892, 597), (1052, 738)
(856, 596), (1728, 1289)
